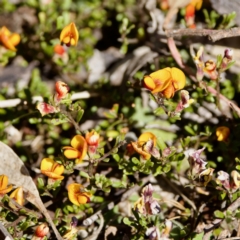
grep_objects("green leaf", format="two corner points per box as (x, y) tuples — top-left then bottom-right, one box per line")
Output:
(123, 217), (133, 226)
(37, 178), (45, 189)
(214, 210), (225, 219)
(80, 171), (90, 178)
(76, 109), (84, 123)
(132, 157), (140, 165)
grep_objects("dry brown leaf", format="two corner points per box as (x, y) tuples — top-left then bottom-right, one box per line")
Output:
(0, 141), (63, 240)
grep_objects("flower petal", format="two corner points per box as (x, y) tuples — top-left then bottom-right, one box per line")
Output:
(170, 67), (186, 90)
(41, 171), (64, 180)
(9, 33), (21, 46)
(131, 142), (151, 160)
(162, 84), (175, 99)
(150, 68), (172, 93)
(52, 162), (64, 176)
(63, 147), (80, 159)
(10, 187), (24, 206)
(68, 183), (82, 206)
(138, 132), (157, 147)
(143, 76), (156, 91)
(77, 193), (91, 204)
(40, 158), (54, 171)
(0, 175), (8, 190)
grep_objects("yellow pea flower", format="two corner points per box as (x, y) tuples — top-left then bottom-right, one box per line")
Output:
(60, 22), (79, 47)
(0, 26), (20, 51)
(9, 187), (24, 206)
(63, 135), (88, 164)
(131, 132), (159, 160)
(40, 158), (64, 180)
(216, 126), (230, 142)
(143, 67), (186, 99)
(0, 175), (12, 195)
(68, 183), (92, 206)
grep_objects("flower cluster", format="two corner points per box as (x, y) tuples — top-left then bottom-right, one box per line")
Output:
(193, 46), (233, 81)
(63, 130), (100, 164)
(188, 146), (240, 192)
(143, 67), (186, 99)
(128, 132), (160, 160)
(0, 26), (20, 51)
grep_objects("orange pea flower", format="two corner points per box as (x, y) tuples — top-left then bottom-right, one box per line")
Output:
(55, 81), (70, 101)
(68, 183), (92, 206)
(60, 22), (79, 47)
(131, 132), (160, 160)
(143, 67), (186, 99)
(63, 135), (88, 164)
(216, 126), (230, 142)
(0, 175), (12, 195)
(0, 26), (20, 51)
(85, 130), (100, 154)
(40, 158), (64, 180)
(9, 187), (24, 206)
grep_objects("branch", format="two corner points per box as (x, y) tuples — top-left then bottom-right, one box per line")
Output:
(94, 140), (126, 163)
(167, 37), (240, 117)
(165, 27), (240, 42)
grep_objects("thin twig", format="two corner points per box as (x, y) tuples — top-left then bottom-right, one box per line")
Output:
(167, 37), (240, 117)
(0, 91), (98, 108)
(165, 27), (240, 42)
(93, 140), (126, 163)
(203, 197), (240, 240)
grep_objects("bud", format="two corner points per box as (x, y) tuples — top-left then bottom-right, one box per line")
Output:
(85, 130), (100, 154)
(34, 223), (49, 238)
(221, 48), (233, 70)
(55, 81), (70, 101)
(54, 44), (65, 55)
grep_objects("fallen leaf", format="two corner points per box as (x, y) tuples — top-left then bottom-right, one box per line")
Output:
(0, 141), (63, 240)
